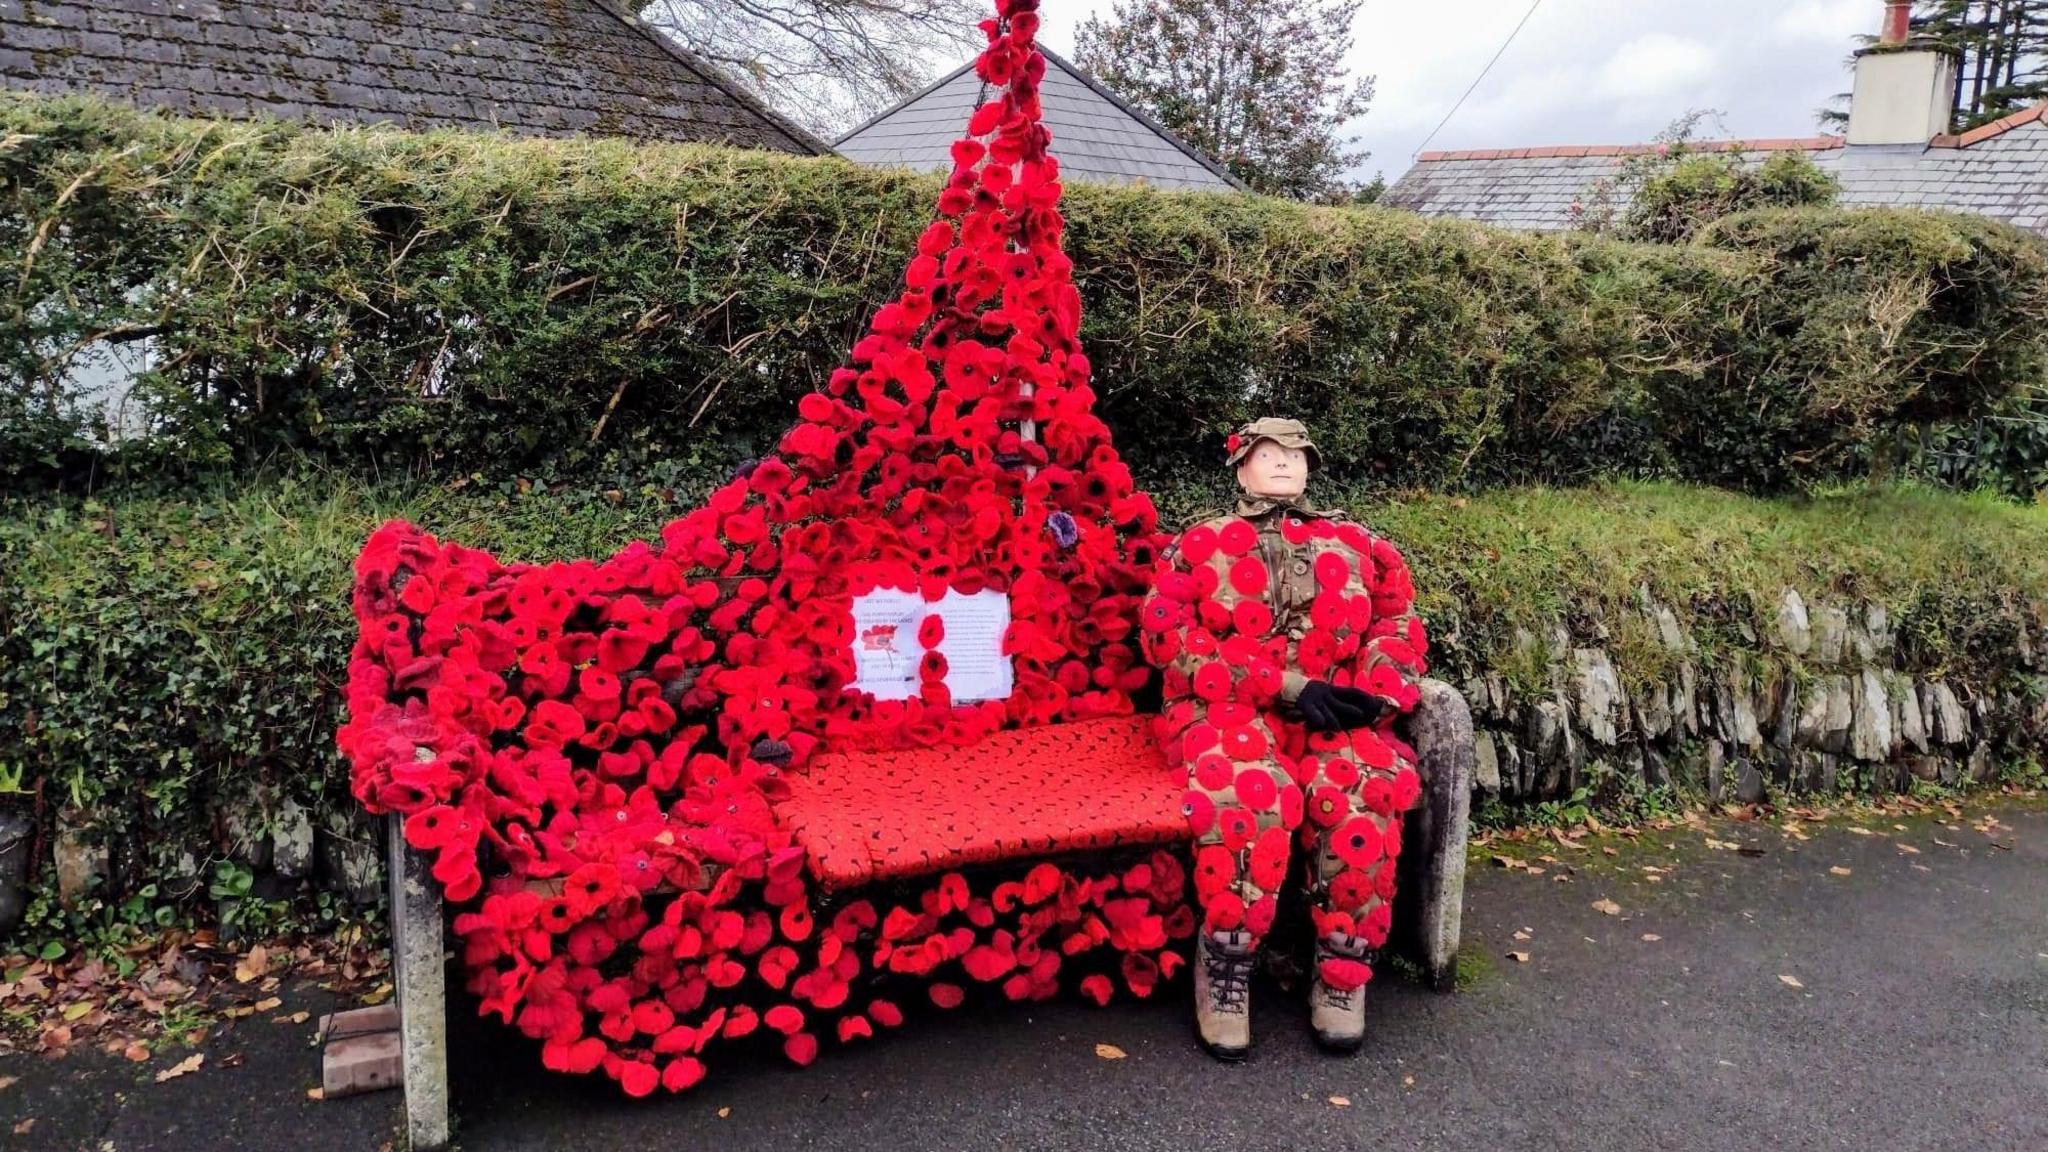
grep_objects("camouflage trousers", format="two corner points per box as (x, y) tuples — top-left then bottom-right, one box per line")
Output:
(1177, 701), (1420, 952)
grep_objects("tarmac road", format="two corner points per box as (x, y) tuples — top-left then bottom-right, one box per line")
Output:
(5, 800), (2043, 1151)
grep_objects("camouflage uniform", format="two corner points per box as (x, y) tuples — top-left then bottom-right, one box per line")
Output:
(1141, 420), (1429, 995)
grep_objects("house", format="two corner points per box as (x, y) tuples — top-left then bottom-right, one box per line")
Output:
(0, 0), (828, 155)
(836, 47), (1245, 192)
(1384, 1), (2048, 234)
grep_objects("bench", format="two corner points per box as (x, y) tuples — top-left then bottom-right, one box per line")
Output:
(380, 682), (1473, 1150)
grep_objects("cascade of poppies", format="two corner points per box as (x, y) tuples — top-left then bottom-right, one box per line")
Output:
(654, 0), (1167, 760)
(336, 0), (1191, 1098)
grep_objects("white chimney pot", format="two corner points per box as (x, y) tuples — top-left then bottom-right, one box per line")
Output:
(1847, 41), (1959, 146)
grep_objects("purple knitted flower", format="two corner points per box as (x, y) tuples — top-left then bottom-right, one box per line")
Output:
(1046, 511), (1079, 549)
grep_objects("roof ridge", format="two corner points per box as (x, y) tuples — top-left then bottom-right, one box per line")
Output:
(1930, 99), (2048, 148)
(833, 59), (982, 146)
(835, 44), (1248, 192)
(1416, 136), (1845, 163)
(1034, 46), (1248, 192)
(590, 0), (834, 156)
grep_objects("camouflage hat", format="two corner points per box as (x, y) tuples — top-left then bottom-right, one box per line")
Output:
(1225, 417), (1322, 471)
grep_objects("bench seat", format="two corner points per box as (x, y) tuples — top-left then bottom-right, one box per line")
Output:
(776, 714), (1187, 892)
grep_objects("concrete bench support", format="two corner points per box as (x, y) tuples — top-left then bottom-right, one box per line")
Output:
(388, 813), (450, 1151)
(1398, 678), (1474, 991)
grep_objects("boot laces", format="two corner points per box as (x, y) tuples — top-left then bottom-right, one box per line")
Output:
(1204, 945), (1254, 1011)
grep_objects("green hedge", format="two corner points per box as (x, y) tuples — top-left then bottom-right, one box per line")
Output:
(4, 476), (2045, 918)
(6, 95), (2048, 493)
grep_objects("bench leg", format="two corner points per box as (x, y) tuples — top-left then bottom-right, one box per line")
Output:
(1404, 679), (1473, 992)
(387, 815), (451, 1151)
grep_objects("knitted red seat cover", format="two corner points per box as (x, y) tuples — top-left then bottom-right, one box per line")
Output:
(780, 715), (1182, 891)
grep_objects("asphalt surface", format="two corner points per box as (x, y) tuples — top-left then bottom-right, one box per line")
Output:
(5, 800), (2044, 1152)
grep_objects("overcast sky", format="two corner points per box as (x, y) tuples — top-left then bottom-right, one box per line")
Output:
(1033, 0), (1884, 182)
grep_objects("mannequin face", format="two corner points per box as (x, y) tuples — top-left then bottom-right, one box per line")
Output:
(1235, 440), (1308, 500)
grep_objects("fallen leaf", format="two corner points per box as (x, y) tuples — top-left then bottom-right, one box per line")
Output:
(1845, 826), (1874, 837)
(1592, 898), (1623, 916)
(124, 1042), (151, 1062)
(1640, 934), (1662, 942)
(234, 946), (271, 984)
(1896, 844), (1921, 855)
(1511, 930), (1531, 941)
(1778, 974), (1805, 990)
(155, 1053), (204, 1082)
(1329, 1095), (1352, 1107)
(1094, 1043), (1126, 1060)
(1601, 847), (1618, 857)
(1507, 951), (1531, 963)
(361, 983), (393, 1006)
(253, 997), (282, 1012)
(273, 1011), (310, 1025)
(0, 1075), (16, 1092)
(1829, 866), (1852, 876)
(223, 1006), (255, 1019)
(13, 1118), (33, 1135)
(717, 1107), (731, 1119)
(307, 1087), (324, 1101)
(1402, 1074), (1416, 1087)
(61, 1000), (95, 1021)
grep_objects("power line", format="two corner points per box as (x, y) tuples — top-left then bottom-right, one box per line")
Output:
(1411, 0), (1548, 159)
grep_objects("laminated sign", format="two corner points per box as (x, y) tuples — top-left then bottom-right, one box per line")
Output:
(851, 589), (1014, 702)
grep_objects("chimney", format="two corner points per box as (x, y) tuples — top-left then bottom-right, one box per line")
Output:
(1847, 1), (1960, 145)
(1879, 0), (1912, 45)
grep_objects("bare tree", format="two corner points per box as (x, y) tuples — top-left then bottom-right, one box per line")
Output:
(637, 0), (985, 136)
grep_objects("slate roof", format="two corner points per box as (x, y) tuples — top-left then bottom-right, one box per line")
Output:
(0, 0), (826, 154)
(1382, 103), (2048, 234)
(835, 48), (1245, 192)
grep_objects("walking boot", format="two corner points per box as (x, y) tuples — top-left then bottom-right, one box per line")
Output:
(1193, 930), (1257, 1060)
(1308, 932), (1374, 1052)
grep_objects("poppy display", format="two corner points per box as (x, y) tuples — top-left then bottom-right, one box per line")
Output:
(336, 0), (1216, 1098)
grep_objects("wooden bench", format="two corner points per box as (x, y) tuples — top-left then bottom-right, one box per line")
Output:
(382, 680), (1473, 1150)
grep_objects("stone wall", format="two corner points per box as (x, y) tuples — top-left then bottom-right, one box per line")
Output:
(1455, 587), (2047, 804)
(33, 588), (2047, 923)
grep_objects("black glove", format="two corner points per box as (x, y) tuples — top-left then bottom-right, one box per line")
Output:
(1296, 680), (1388, 733)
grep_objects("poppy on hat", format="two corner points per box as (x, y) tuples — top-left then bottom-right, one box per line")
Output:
(1225, 417), (1322, 471)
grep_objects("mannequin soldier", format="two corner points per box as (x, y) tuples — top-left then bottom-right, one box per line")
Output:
(1140, 418), (1429, 1059)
